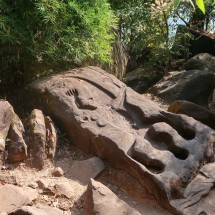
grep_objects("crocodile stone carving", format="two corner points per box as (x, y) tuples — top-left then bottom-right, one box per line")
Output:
(28, 66), (215, 214)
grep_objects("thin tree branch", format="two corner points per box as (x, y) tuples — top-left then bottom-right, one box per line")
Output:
(176, 10), (190, 27)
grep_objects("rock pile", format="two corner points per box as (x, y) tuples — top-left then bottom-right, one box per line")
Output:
(147, 53), (215, 107)
(0, 101), (57, 169)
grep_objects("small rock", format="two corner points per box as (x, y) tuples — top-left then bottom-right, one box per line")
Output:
(0, 174), (18, 185)
(52, 167), (64, 177)
(52, 200), (58, 207)
(23, 187), (38, 202)
(58, 201), (70, 211)
(36, 179), (50, 190)
(70, 157), (105, 185)
(0, 184), (30, 213)
(9, 205), (65, 215)
(1, 166), (7, 170)
(84, 179), (141, 215)
(55, 182), (74, 199)
(28, 182), (38, 189)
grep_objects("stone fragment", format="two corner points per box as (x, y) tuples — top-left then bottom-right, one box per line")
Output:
(0, 174), (19, 185)
(55, 182), (74, 199)
(36, 179), (50, 190)
(171, 163), (215, 215)
(52, 167), (64, 177)
(124, 67), (164, 93)
(85, 179), (141, 215)
(0, 184), (30, 213)
(29, 109), (47, 169)
(28, 182), (38, 189)
(8, 114), (27, 163)
(9, 205), (65, 215)
(183, 53), (215, 73)
(70, 157), (105, 185)
(0, 101), (14, 152)
(23, 187), (38, 202)
(45, 116), (57, 159)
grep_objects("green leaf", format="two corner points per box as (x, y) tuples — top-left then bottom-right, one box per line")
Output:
(196, 0), (205, 14)
(173, 0), (180, 8)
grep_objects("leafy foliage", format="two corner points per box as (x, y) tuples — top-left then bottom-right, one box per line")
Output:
(109, 0), (214, 75)
(0, 0), (117, 85)
(196, 0), (205, 13)
(110, 0), (174, 71)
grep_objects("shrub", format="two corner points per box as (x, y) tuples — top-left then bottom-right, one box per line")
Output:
(0, 0), (117, 85)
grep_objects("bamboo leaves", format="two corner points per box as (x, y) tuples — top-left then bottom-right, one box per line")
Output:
(174, 0), (206, 14)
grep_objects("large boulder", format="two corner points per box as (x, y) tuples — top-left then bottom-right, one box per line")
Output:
(147, 70), (215, 107)
(27, 66), (215, 214)
(124, 67), (164, 93)
(147, 54), (215, 107)
(168, 100), (215, 129)
(183, 53), (215, 72)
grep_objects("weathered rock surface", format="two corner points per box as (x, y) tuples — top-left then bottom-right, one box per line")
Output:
(52, 167), (64, 177)
(124, 67), (164, 93)
(183, 53), (215, 73)
(36, 179), (50, 190)
(147, 70), (215, 107)
(0, 174), (19, 185)
(168, 100), (215, 129)
(0, 101), (28, 165)
(0, 101), (15, 164)
(8, 114), (27, 163)
(45, 116), (57, 159)
(9, 205), (65, 215)
(55, 182), (74, 199)
(0, 184), (30, 213)
(70, 157), (105, 185)
(28, 109), (57, 169)
(85, 179), (141, 215)
(27, 66), (215, 214)
(171, 162), (215, 215)
(29, 109), (47, 169)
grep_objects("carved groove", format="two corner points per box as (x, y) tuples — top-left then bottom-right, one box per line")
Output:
(66, 89), (97, 110)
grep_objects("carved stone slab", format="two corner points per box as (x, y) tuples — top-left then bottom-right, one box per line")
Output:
(28, 66), (215, 214)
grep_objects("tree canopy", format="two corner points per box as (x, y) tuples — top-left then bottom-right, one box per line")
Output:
(0, 0), (214, 89)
